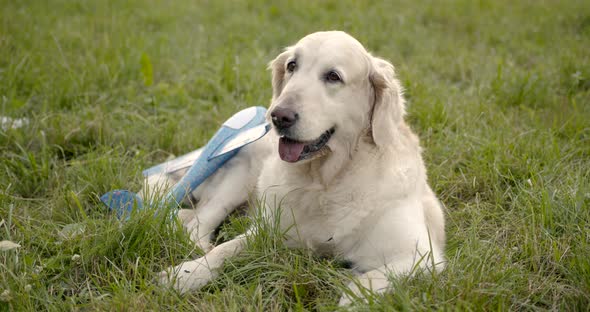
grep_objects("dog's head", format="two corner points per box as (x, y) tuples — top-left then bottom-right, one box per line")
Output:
(268, 31), (406, 164)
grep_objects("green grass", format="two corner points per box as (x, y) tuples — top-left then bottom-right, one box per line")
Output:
(1, 0), (590, 310)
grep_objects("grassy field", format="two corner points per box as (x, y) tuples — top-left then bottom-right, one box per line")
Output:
(1, 0), (590, 310)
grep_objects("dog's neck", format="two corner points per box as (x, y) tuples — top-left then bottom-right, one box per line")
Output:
(277, 127), (388, 187)
(284, 152), (346, 188)
(307, 136), (377, 187)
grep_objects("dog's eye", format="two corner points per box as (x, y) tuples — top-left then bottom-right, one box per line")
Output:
(286, 61), (297, 73)
(325, 70), (342, 83)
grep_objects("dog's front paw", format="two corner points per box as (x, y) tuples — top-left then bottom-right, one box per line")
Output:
(339, 281), (372, 306)
(338, 281), (362, 306)
(338, 294), (354, 306)
(158, 258), (218, 294)
(185, 218), (214, 253)
(338, 273), (390, 306)
(191, 234), (213, 253)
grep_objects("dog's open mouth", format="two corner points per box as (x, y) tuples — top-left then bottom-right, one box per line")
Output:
(278, 128), (335, 163)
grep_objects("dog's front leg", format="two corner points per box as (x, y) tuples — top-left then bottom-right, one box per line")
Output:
(183, 154), (255, 251)
(338, 267), (391, 306)
(158, 234), (247, 293)
(181, 139), (269, 251)
(338, 255), (426, 306)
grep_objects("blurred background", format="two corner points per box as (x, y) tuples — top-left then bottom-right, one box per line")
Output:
(1, 0), (589, 310)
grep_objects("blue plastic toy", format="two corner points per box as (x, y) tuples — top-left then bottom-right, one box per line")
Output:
(100, 106), (270, 219)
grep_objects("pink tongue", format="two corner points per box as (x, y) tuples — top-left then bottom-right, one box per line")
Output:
(279, 138), (305, 162)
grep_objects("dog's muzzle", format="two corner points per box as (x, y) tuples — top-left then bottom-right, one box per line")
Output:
(278, 127), (335, 163)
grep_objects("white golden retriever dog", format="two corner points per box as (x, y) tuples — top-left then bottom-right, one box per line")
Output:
(155, 31), (445, 305)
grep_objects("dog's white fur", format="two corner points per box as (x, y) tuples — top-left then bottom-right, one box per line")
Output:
(153, 31), (445, 305)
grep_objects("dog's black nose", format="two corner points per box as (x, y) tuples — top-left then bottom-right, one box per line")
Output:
(271, 107), (298, 130)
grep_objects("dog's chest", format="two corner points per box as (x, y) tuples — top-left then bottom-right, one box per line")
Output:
(283, 188), (348, 253)
(257, 165), (367, 255)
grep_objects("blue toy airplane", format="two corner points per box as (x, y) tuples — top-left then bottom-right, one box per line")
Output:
(100, 106), (270, 219)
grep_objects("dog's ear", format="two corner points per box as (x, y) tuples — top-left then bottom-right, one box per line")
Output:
(268, 48), (292, 100)
(369, 56), (406, 148)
